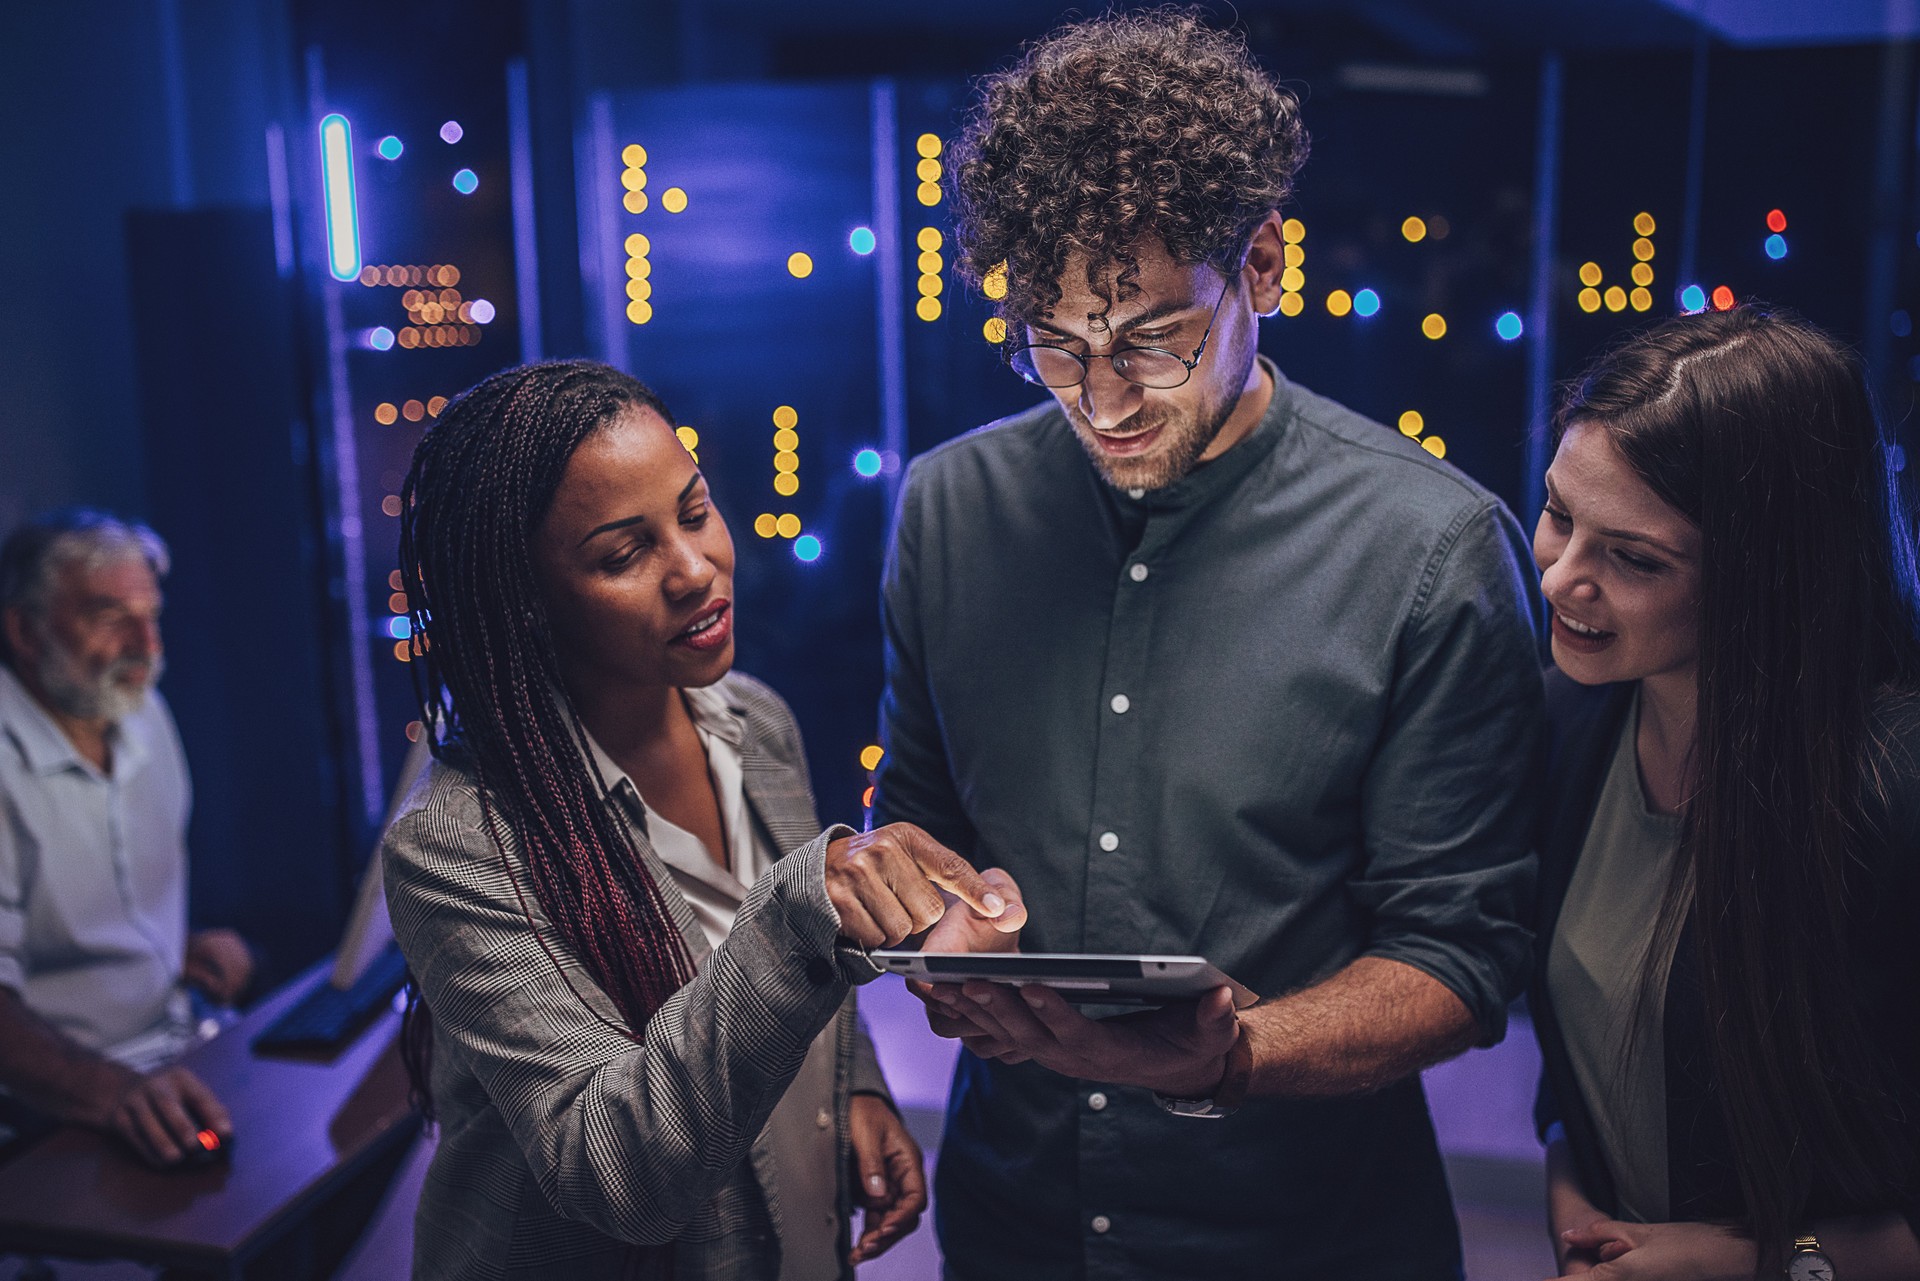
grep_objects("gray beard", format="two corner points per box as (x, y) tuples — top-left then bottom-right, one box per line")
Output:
(36, 644), (162, 723)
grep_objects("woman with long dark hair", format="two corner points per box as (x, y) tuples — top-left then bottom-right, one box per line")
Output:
(381, 359), (1022, 1280)
(1530, 307), (1920, 1279)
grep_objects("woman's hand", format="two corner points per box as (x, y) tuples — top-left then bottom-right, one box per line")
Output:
(846, 1093), (926, 1264)
(1549, 1219), (1757, 1280)
(824, 825), (1024, 948)
(1545, 1127), (1607, 1274)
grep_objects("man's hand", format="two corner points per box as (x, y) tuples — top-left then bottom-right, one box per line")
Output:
(1547, 1219), (1757, 1281)
(824, 825), (1024, 948)
(928, 979), (1240, 1097)
(184, 929), (254, 1005)
(108, 1064), (232, 1167)
(846, 1093), (927, 1264)
(904, 868), (1027, 1057)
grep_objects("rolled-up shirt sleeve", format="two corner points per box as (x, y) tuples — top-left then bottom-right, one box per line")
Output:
(1354, 501), (1546, 1045)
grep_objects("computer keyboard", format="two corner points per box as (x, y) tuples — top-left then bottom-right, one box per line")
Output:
(253, 943), (410, 1055)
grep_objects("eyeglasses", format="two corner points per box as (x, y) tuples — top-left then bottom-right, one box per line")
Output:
(1004, 278), (1232, 390)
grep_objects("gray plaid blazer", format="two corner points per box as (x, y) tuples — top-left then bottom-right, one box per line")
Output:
(382, 672), (890, 1281)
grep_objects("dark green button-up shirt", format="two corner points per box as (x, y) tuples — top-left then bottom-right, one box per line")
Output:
(875, 361), (1546, 1280)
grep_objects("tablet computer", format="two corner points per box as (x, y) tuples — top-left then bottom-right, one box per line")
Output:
(869, 951), (1258, 1008)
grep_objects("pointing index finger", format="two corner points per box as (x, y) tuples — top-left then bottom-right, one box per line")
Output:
(895, 826), (1007, 920)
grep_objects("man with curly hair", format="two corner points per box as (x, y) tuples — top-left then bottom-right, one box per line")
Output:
(873, 10), (1546, 1278)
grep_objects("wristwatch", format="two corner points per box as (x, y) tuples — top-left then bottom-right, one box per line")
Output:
(1153, 1025), (1253, 1119)
(1785, 1234), (1835, 1280)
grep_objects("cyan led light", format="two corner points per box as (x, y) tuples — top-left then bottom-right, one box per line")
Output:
(849, 227), (877, 255)
(377, 135), (403, 160)
(319, 114), (361, 282)
(853, 449), (883, 477)
(793, 535), (823, 562)
(1495, 311), (1524, 341)
(452, 167), (478, 195)
(1352, 288), (1381, 318)
(1764, 233), (1788, 260)
(1680, 284), (1707, 313)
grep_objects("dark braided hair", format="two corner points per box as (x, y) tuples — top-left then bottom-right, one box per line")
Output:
(396, 361), (698, 1106)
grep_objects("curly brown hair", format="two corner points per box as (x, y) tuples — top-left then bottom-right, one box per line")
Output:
(947, 7), (1308, 322)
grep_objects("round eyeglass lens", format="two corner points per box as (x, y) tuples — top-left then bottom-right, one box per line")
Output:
(1010, 346), (1086, 387)
(1111, 347), (1190, 388)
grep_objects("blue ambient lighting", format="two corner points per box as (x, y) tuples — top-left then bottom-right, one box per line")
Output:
(319, 114), (360, 282)
(793, 535), (823, 562)
(1893, 310), (1913, 338)
(377, 135), (403, 160)
(1764, 233), (1788, 260)
(849, 227), (877, 255)
(1495, 311), (1524, 341)
(1352, 288), (1381, 318)
(368, 327), (396, 351)
(452, 168), (479, 195)
(853, 449), (883, 478)
(387, 616), (412, 640)
(1680, 284), (1707, 313)
(469, 299), (496, 324)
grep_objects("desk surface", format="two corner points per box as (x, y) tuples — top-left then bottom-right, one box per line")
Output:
(0, 960), (416, 1273)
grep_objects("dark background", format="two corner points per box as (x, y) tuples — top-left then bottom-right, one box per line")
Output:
(4, 0), (1917, 984)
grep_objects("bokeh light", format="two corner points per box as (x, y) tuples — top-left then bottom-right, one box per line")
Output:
(662, 187), (688, 213)
(378, 136), (403, 160)
(1421, 313), (1447, 340)
(1401, 217), (1427, 243)
(793, 535), (823, 562)
(439, 121), (463, 144)
(854, 449), (883, 478)
(452, 168), (478, 195)
(788, 252), (814, 278)
(1398, 410), (1424, 437)
(1495, 312), (1524, 341)
(1326, 289), (1352, 317)
(849, 227), (876, 255)
(1352, 288), (1381, 317)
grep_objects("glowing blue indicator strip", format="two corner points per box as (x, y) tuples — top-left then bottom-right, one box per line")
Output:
(319, 114), (361, 282)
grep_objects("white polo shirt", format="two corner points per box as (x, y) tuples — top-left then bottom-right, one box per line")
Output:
(0, 664), (193, 1063)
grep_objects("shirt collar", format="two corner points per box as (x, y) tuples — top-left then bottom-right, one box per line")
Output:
(1112, 354), (1294, 511)
(0, 663), (151, 780)
(578, 681), (748, 800)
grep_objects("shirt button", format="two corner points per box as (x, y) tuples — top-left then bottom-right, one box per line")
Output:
(1091, 1214), (1113, 1234)
(1109, 694), (1130, 714)
(1129, 562), (1149, 582)
(1098, 831), (1119, 852)
(815, 1109), (832, 1130)
(1126, 487), (1145, 500)
(1088, 1091), (1109, 1111)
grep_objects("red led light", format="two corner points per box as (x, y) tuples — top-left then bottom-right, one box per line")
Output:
(1766, 209), (1787, 233)
(1711, 285), (1736, 311)
(861, 786), (875, 808)
(196, 1129), (220, 1151)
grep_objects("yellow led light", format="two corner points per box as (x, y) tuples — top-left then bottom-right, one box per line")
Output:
(983, 317), (1007, 343)
(1401, 216), (1427, 243)
(1422, 436), (1447, 459)
(773, 473), (799, 497)
(1604, 286), (1627, 312)
(918, 274), (943, 297)
(1281, 218), (1305, 244)
(622, 143), (648, 167)
(1578, 287), (1602, 313)
(918, 250), (944, 275)
(917, 227), (944, 252)
(427, 396), (448, 416)
(1632, 237), (1655, 262)
(774, 451), (799, 474)
(626, 277), (652, 301)
(1326, 290), (1352, 317)
(662, 187), (688, 213)
(1280, 266), (1305, 292)
(1422, 313), (1447, 340)
(374, 402), (398, 425)
(676, 426), (699, 451)
(394, 640), (412, 663)
(1398, 410), (1424, 436)
(773, 428), (799, 451)
(915, 133), (942, 158)
(621, 167), (647, 192)
(1630, 287), (1653, 312)
(623, 191), (647, 214)
(1283, 243), (1305, 268)
(787, 252), (814, 278)
(773, 405), (799, 430)
(626, 300), (653, 325)
(982, 261), (1008, 300)
(860, 745), (885, 771)
(626, 257), (651, 280)
(1578, 261), (1603, 287)
(1630, 262), (1654, 287)
(1634, 211), (1656, 236)
(625, 233), (651, 256)
(754, 513), (778, 539)
(916, 158), (942, 183)
(916, 182), (941, 207)
(775, 513), (803, 538)
(917, 296), (942, 321)
(1278, 292), (1304, 317)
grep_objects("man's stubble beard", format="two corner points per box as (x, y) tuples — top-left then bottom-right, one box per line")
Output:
(33, 628), (163, 723)
(1063, 345), (1251, 492)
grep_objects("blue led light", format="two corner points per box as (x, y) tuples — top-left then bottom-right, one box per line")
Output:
(369, 326), (395, 351)
(793, 535), (823, 562)
(1495, 311), (1524, 341)
(1680, 284), (1707, 313)
(387, 616), (412, 639)
(1352, 288), (1381, 318)
(439, 120), (463, 145)
(452, 168), (479, 195)
(469, 299), (496, 324)
(318, 114), (361, 282)
(849, 227), (877, 255)
(853, 449), (883, 477)
(1764, 233), (1787, 260)
(1893, 310), (1913, 339)
(377, 135), (403, 160)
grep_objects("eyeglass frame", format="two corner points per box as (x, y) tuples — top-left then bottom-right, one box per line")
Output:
(1000, 275), (1235, 390)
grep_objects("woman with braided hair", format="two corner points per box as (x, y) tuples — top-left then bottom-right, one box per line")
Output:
(380, 359), (1024, 1280)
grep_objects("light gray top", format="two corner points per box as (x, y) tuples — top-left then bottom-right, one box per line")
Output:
(1547, 689), (1683, 1223)
(0, 664), (194, 1063)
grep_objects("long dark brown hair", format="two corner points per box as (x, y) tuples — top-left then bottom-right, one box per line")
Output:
(395, 361), (697, 1108)
(1556, 307), (1920, 1272)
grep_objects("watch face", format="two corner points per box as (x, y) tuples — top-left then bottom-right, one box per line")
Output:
(1786, 1250), (1836, 1281)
